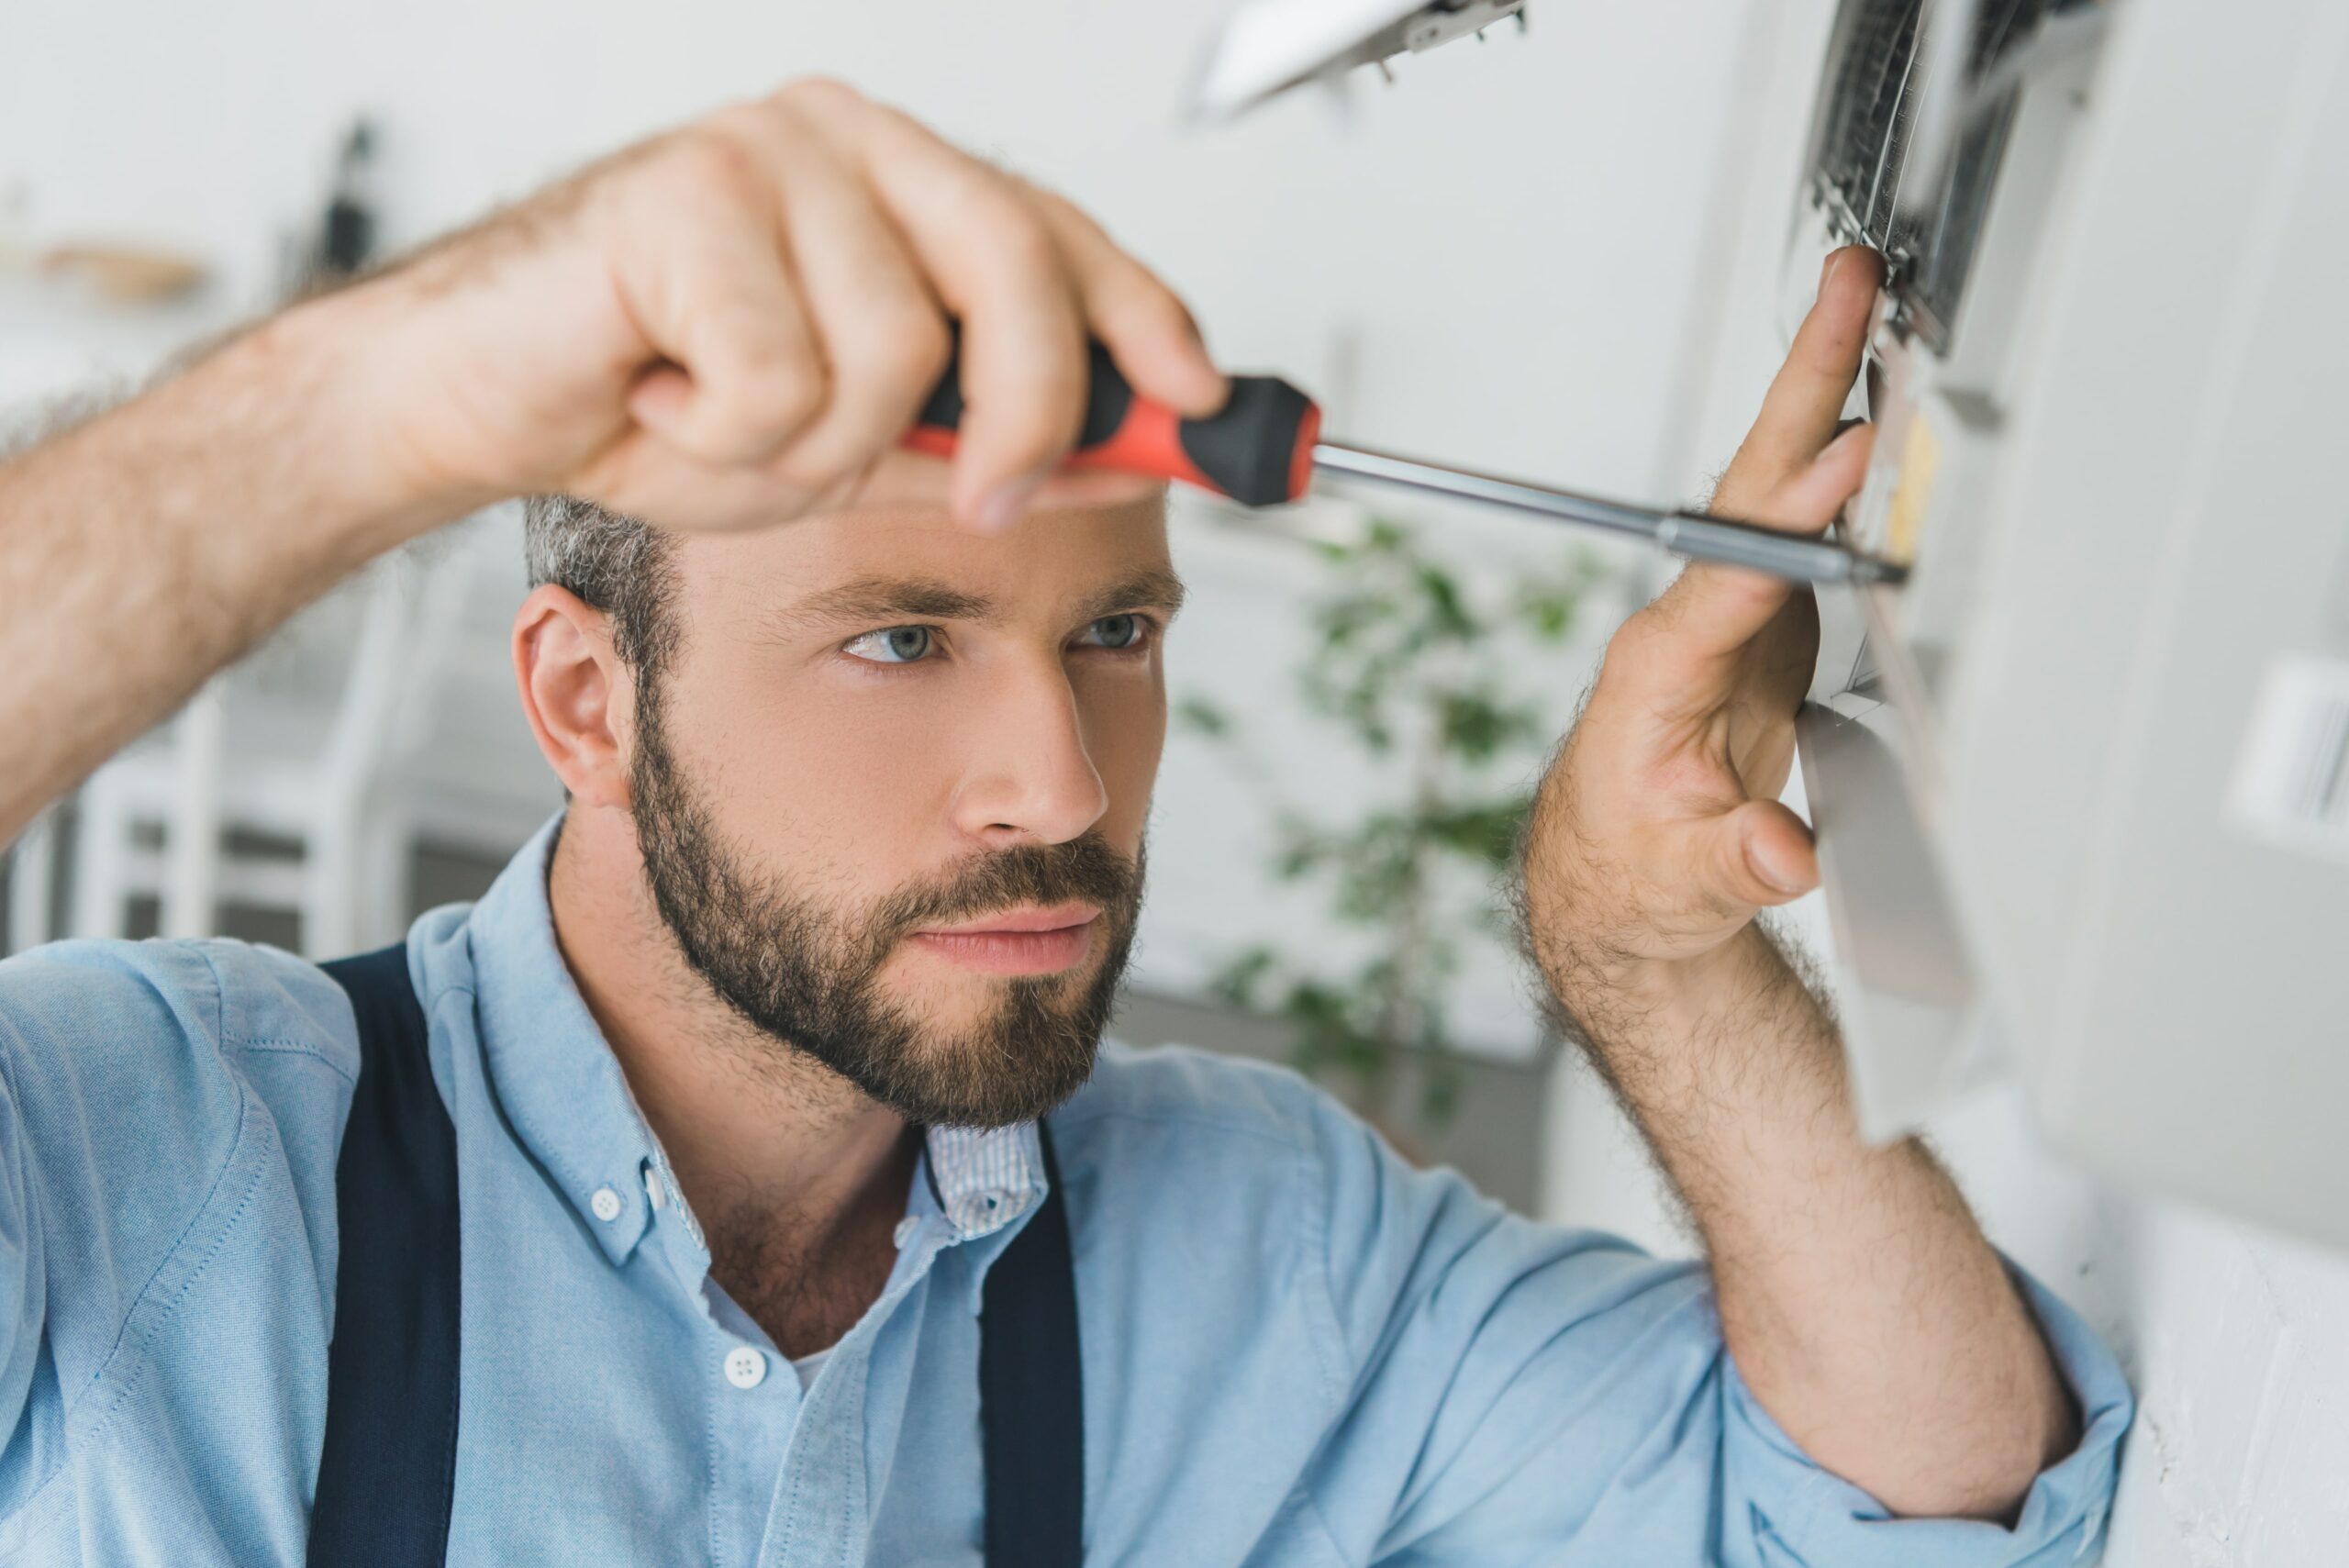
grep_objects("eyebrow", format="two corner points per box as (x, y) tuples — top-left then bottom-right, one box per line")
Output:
(767, 577), (996, 636)
(1077, 566), (1188, 625)
(767, 566), (1188, 638)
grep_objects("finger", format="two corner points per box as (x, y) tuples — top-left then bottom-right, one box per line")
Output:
(1753, 418), (1874, 529)
(575, 426), (823, 532)
(611, 134), (829, 466)
(1640, 423), (1873, 669)
(832, 449), (1165, 517)
(1675, 798), (1819, 916)
(1715, 245), (1880, 516)
(749, 107), (954, 495)
(1024, 185), (1227, 418)
(841, 105), (1090, 530)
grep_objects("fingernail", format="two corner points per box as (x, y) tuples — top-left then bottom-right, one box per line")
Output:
(972, 475), (1042, 535)
(1820, 249), (1846, 299)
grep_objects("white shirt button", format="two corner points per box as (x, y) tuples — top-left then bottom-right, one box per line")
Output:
(723, 1347), (768, 1390)
(893, 1218), (918, 1249)
(589, 1186), (623, 1223)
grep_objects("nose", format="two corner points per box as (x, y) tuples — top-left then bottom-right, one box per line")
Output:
(945, 656), (1109, 851)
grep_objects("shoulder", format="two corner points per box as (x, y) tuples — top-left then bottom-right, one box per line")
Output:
(1047, 1043), (1376, 1409)
(0, 939), (361, 1340)
(1055, 1042), (1668, 1350)
(1049, 1040), (1449, 1264)
(1049, 1042), (1357, 1223)
(1055, 1039), (1341, 1155)
(0, 937), (358, 1090)
(0, 939), (360, 1217)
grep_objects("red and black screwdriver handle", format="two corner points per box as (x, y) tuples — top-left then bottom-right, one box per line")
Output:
(901, 335), (1321, 507)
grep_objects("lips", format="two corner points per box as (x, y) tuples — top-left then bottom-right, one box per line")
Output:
(905, 904), (1102, 977)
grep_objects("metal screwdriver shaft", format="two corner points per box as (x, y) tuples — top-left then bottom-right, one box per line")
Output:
(907, 340), (1905, 589)
(1310, 440), (1907, 588)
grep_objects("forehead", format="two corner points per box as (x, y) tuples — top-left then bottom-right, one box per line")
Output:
(669, 490), (1175, 639)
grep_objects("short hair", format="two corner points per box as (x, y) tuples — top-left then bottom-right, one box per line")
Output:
(520, 495), (681, 678)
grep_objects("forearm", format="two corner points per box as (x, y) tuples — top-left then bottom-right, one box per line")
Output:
(1545, 921), (2076, 1518)
(0, 289), (454, 844)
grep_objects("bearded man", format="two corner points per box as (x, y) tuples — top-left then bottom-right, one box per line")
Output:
(0, 79), (2125, 1568)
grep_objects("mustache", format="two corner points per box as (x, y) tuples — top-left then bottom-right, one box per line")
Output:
(869, 835), (1144, 948)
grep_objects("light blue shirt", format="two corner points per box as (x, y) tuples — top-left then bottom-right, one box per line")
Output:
(0, 817), (2129, 1565)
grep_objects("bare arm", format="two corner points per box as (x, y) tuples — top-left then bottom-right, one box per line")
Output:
(0, 297), (432, 845)
(1519, 249), (2074, 1519)
(0, 78), (1224, 848)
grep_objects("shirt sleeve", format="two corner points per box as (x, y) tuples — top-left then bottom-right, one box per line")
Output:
(0, 1026), (43, 1446)
(1296, 1100), (2132, 1568)
(0, 939), (358, 1452)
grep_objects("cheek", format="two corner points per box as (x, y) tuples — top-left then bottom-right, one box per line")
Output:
(662, 662), (953, 884)
(1076, 666), (1165, 847)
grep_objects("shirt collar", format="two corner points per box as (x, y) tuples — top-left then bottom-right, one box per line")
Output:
(924, 1122), (1047, 1240)
(465, 814), (662, 1267)
(460, 814), (1049, 1268)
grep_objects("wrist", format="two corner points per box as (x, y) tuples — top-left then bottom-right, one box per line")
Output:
(1542, 929), (1760, 1059)
(1542, 924), (1845, 1117)
(1527, 840), (1761, 1036)
(228, 285), (491, 559)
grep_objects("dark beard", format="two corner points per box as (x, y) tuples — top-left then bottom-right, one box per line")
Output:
(628, 688), (1143, 1129)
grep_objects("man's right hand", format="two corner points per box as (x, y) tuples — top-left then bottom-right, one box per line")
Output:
(0, 79), (1227, 846)
(331, 77), (1227, 534)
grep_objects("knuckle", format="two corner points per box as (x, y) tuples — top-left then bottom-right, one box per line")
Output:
(775, 74), (863, 112)
(1021, 182), (1091, 240)
(979, 400), (1081, 473)
(955, 172), (1056, 260)
(751, 353), (828, 431)
(821, 306), (950, 423)
(701, 333), (825, 439)
(1605, 610), (1661, 665)
(665, 128), (766, 207)
(1138, 286), (1203, 343)
(765, 449), (854, 500)
(862, 95), (945, 150)
(874, 308), (953, 391)
(985, 204), (1062, 277)
(1089, 249), (1178, 317)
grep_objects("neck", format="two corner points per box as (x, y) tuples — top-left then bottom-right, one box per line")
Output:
(546, 805), (918, 1351)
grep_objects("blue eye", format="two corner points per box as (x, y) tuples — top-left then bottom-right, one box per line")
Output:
(1082, 614), (1143, 650)
(845, 626), (935, 664)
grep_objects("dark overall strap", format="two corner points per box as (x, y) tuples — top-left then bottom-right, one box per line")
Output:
(980, 1121), (1085, 1568)
(310, 944), (1082, 1567)
(310, 944), (462, 1568)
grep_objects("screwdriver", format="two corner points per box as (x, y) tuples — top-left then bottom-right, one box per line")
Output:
(905, 339), (1907, 588)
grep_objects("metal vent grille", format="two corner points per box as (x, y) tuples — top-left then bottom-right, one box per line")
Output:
(1802, 0), (2074, 350)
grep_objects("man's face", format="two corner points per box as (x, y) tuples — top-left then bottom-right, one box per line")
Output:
(626, 488), (1175, 1129)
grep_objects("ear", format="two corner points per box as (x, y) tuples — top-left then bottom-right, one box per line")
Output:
(513, 584), (635, 810)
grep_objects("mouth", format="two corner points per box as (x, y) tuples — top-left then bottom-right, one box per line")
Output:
(903, 903), (1103, 977)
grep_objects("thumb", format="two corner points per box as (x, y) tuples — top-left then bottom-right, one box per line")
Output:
(1679, 798), (1819, 915)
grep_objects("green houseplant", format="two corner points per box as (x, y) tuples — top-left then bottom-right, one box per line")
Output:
(1179, 516), (1611, 1136)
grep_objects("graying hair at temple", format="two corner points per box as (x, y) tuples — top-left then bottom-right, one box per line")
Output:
(520, 495), (680, 676)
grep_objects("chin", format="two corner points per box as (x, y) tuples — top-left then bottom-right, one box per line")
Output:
(890, 954), (1092, 1027)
